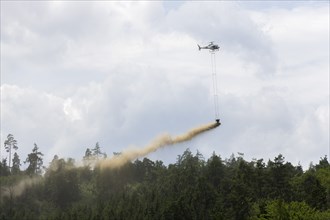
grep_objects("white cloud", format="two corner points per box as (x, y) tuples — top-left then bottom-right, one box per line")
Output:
(63, 98), (82, 121)
(163, 2), (279, 77)
(1, 1), (329, 169)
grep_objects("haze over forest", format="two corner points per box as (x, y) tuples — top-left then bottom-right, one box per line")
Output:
(1, 138), (330, 219)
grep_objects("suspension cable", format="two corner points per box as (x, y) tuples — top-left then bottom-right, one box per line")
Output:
(210, 51), (219, 120)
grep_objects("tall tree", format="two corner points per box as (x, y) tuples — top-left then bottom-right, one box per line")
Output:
(268, 154), (296, 200)
(11, 152), (21, 175)
(92, 142), (107, 159)
(4, 134), (18, 171)
(316, 156), (329, 170)
(0, 158), (10, 176)
(83, 143), (107, 167)
(205, 152), (225, 188)
(24, 143), (44, 176)
(302, 173), (327, 210)
(83, 148), (93, 166)
(44, 158), (81, 209)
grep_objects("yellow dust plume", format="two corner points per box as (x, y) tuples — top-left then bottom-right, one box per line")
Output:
(98, 122), (220, 169)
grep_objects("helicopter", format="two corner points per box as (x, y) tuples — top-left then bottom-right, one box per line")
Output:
(197, 42), (219, 51)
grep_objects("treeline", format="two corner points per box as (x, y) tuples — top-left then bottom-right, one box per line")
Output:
(0, 134), (330, 219)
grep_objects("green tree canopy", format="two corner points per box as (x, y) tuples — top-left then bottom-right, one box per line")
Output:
(24, 143), (44, 176)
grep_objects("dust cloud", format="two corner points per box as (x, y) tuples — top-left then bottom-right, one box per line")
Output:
(0, 122), (219, 199)
(1, 177), (42, 200)
(98, 122), (220, 169)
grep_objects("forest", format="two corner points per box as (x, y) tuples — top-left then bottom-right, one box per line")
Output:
(1, 134), (330, 220)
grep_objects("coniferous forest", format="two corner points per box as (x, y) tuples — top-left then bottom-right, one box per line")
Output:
(1, 134), (330, 220)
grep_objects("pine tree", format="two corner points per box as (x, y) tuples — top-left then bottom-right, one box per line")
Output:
(24, 143), (44, 176)
(4, 134), (18, 172)
(11, 152), (21, 175)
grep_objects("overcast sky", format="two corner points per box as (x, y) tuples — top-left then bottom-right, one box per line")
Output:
(1, 1), (329, 169)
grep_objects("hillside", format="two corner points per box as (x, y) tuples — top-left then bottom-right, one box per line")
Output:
(1, 148), (330, 220)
